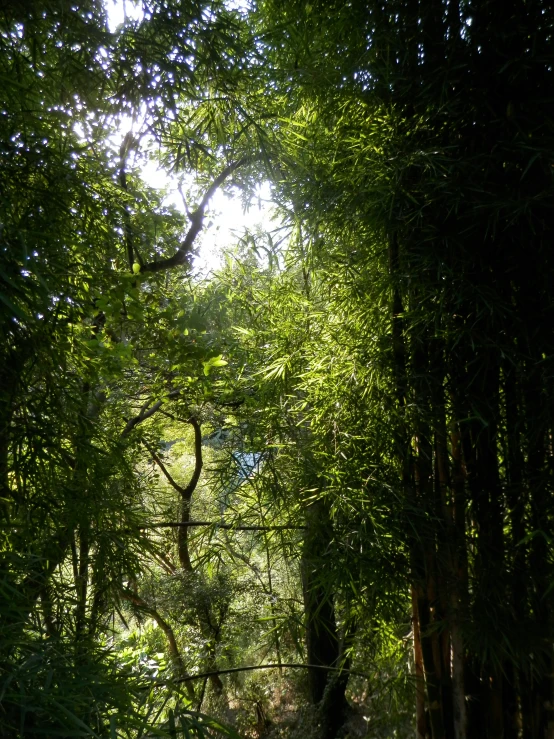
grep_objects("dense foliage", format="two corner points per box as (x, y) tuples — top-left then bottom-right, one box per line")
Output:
(1, 1), (554, 738)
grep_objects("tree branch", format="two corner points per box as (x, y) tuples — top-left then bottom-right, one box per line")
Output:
(121, 389), (182, 437)
(139, 521), (305, 531)
(178, 417), (202, 571)
(159, 662), (371, 687)
(142, 439), (186, 496)
(119, 132), (137, 271)
(152, 550), (177, 575)
(140, 158), (248, 274)
(181, 417), (202, 501)
(122, 407), (203, 572)
(119, 588), (195, 700)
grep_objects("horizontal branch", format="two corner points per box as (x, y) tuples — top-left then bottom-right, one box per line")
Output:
(162, 662), (371, 686)
(138, 521), (306, 531)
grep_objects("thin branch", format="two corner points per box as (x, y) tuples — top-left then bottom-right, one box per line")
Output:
(177, 182), (192, 218)
(119, 132), (136, 271)
(178, 416), (202, 571)
(152, 550), (177, 575)
(159, 662), (371, 687)
(139, 522), (306, 531)
(142, 439), (186, 495)
(114, 600), (130, 631)
(122, 408), (204, 573)
(141, 158), (248, 274)
(119, 588), (195, 699)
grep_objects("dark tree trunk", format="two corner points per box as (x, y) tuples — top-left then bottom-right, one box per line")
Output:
(301, 497), (341, 706)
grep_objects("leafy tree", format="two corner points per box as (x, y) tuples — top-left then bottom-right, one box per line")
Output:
(0, 0), (253, 735)
(3, 1), (554, 738)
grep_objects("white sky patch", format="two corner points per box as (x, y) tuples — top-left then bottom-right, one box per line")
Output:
(102, 109), (275, 275)
(196, 182), (276, 276)
(105, 0), (144, 31)
(140, 158), (276, 275)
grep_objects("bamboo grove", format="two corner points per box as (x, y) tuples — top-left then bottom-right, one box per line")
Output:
(247, 0), (554, 735)
(1, 0), (554, 738)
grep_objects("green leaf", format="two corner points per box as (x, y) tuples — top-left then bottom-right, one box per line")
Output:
(50, 700), (100, 737)
(0, 291), (28, 321)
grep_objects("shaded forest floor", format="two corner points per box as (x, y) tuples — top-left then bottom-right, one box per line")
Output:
(206, 676), (414, 739)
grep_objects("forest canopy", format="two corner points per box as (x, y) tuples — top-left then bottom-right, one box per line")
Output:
(1, 1), (554, 738)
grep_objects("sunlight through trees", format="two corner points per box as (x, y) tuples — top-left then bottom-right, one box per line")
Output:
(1, 1), (553, 737)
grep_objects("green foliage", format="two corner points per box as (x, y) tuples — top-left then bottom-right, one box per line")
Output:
(0, 0), (257, 735)
(3, 0), (554, 737)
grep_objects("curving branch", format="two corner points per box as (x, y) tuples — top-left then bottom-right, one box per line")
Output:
(140, 158), (248, 274)
(119, 587), (195, 700)
(157, 662), (371, 687)
(178, 417), (202, 571)
(141, 418), (203, 572)
(138, 521), (305, 531)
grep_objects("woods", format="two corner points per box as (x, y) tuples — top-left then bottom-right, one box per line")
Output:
(1, 0), (554, 737)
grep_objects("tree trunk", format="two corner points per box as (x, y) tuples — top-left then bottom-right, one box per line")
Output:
(301, 497), (341, 706)
(413, 586), (430, 739)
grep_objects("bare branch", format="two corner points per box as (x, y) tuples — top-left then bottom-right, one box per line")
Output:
(157, 662), (371, 687)
(142, 439), (186, 495)
(152, 551), (177, 575)
(139, 521), (306, 531)
(178, 416), (202, 571)
(141, 158), (248, 274)
(119, 588), (195, 699)
(122, 406), (203, 571)
(177, 182), (192, 218)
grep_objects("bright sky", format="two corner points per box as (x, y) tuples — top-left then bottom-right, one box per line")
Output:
(104, 0), (275, 276)
(140, 159), (275, 276)
(105, 0), (142, 29)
